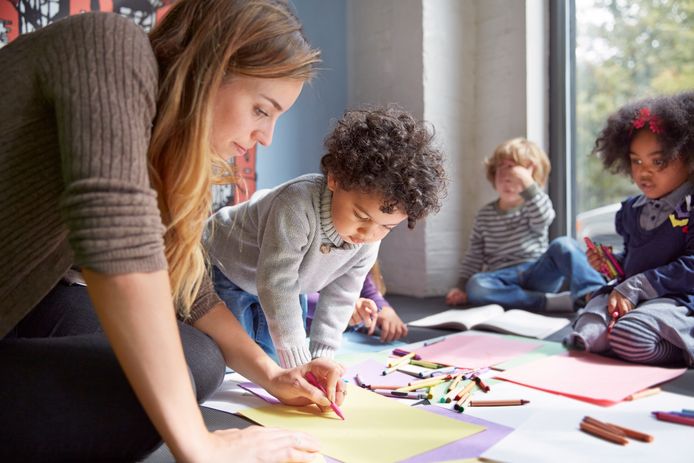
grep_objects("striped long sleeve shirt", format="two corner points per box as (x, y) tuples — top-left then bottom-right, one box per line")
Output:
(457, 183), (555, 288)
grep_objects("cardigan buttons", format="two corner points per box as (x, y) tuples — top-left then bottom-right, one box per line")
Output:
(320, 244), (332, 254)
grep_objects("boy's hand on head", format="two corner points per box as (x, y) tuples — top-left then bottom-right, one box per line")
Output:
(267, 359), (346, 410)
(607, 290), (634, 318)
(350, 298), (379, 335)
(446, 288), (467, 306)
(376, 306), (408, 343)
(508, 163), (536, 189)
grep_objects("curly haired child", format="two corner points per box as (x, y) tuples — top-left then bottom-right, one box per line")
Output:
(446, 138), (604, 312)
(205, 106), (447, 367)
(565, 93), (694, 366)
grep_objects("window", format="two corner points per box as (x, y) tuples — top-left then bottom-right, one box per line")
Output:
(551, 0), (694, 236)
(575, 0), (694, 214)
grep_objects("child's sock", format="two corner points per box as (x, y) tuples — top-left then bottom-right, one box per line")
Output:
(562, 332), (588, 351)
(563, 313), (610, 352)
(544, 291), (572, 312)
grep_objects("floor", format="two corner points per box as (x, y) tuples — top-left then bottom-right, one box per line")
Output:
(142, 295), (694, 462)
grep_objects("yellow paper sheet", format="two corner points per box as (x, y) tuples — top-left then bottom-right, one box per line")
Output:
(239, 384), (484, 463)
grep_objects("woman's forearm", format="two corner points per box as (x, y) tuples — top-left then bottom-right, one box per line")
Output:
(193, 303), (282, 389)
(82, 269), (209, 461)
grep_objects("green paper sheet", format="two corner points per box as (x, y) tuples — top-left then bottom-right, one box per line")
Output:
(238, 384), (484, 463)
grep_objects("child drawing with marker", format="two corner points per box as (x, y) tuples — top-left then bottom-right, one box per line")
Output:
(206, 106), (446, 367)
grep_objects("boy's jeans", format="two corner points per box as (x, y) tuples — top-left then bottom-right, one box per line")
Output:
(212, 266), (307, 361)
(465, 237), (604, 311)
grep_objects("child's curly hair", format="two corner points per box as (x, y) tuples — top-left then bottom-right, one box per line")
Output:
(593, 93), (694, 175)
(484, 138), (551, 187)
(320, 105), (447, 229)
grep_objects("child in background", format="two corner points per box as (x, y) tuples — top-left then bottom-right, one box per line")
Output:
(565, 94), (694, 366)
(307, 263), (409, 343)
(206, 106), (446, 367)
(446, 138), (604, 312)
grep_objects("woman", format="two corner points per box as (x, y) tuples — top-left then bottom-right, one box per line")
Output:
(0, 0), (344, 461)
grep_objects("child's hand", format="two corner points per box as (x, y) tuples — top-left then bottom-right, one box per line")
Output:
(585, 247), (606, 273)
(607, 290), (634, 317)
(446, 287), (467, 306)
(507, 162), (536, 189)
(376, 306), (408, 343)
(350, 298), (379, 335)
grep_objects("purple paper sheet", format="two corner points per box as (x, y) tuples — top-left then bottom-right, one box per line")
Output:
(239, 382), (280, 404)
(398, 405), (514, 462)
(344, 358), (413, 388)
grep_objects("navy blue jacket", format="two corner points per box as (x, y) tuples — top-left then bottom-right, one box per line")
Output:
(613, 194), (694, 313)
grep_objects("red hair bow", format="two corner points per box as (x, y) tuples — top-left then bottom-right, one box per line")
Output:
(632, 107), (662, 134)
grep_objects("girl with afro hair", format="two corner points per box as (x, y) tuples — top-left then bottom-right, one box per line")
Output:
(565, 92), (694, 366)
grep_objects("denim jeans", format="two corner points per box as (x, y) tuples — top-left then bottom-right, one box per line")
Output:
(465, 236), (605, 311)
(212, 266), (307, 361)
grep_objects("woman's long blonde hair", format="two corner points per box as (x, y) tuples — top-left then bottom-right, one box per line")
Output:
(148, 0), (320, 318)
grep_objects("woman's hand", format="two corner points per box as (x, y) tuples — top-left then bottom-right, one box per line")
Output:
(349, 298), (379, 334)
(376, 306), (408, 343)
(201, 426), (321, 463)
(446, 287), (467, 306)
(264, 358), (346, 412)
(607, 290), (634, 317)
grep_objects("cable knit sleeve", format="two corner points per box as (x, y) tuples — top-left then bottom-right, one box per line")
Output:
(310, 244), (379, 359)
(39, 13), (166, 274)
(255, 196), (314, 368)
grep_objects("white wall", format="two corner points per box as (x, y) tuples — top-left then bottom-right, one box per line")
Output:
(422, 0), (476, 295)
(347, 0), (428, 295)
(348, 0), (548, 296)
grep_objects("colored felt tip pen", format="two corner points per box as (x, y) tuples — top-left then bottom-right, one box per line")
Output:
(607, 311), (619, 333)
(468, 399), (530, 407)
(625, 387), (661, 401)
(472, 375), (491, 393)
(601, 244), (624, 277)
(305, 372), (345, 420)
(652, 411), (694, 427)
(392, 348), (422, 360)
(423, 337), (446, 347)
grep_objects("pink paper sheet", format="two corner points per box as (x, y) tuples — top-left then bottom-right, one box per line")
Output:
(410, 334), (541, 369)
(495, 351), (687, 405)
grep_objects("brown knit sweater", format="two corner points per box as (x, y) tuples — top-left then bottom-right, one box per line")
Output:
(0, 13), (220, 337)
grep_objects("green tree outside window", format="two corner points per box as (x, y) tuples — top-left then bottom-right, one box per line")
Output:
(575, 0), (694, 213)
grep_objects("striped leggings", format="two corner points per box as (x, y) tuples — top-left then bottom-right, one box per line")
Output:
(571, 294), (688, 365)
(609, 314), (682, 364)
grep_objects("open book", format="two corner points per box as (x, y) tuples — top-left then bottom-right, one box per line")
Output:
(408, 304), (570, 339)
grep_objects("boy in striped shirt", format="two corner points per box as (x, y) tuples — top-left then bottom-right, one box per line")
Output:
(446, 138), (603, 312)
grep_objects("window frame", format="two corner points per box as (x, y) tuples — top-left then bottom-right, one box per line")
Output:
(548, 0), (577, 239)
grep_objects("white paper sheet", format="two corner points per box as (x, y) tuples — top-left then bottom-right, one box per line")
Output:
(202, 371), (268, 414)
(482, 390), (694, 462)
